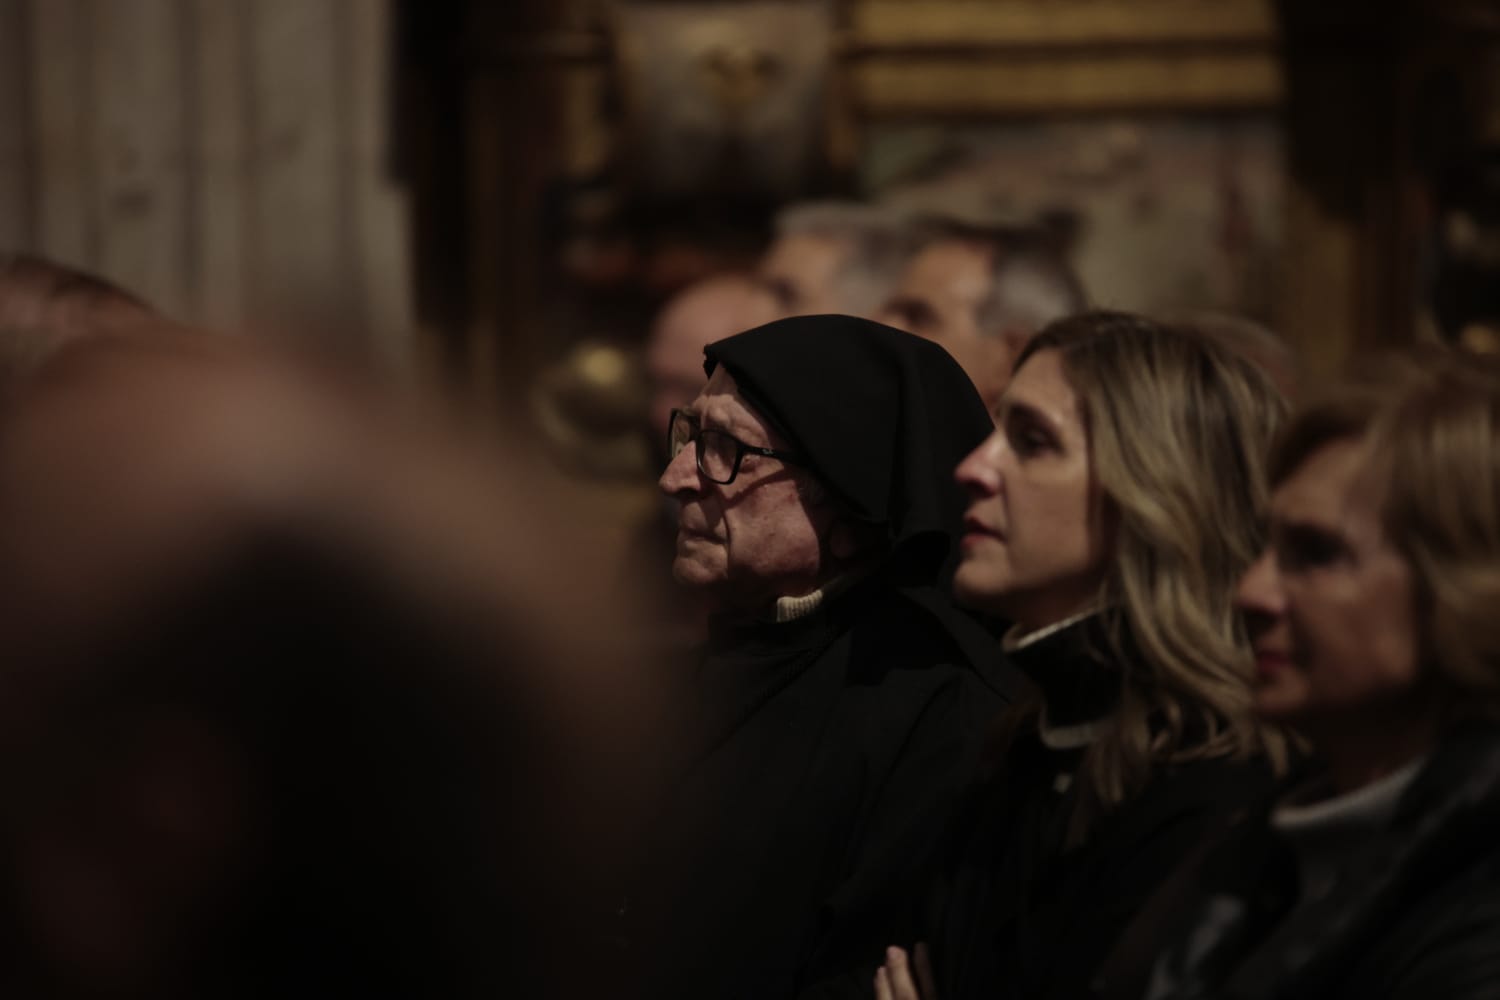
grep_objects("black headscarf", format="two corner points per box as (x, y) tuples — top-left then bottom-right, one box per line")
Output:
(704, 314), (993, 580)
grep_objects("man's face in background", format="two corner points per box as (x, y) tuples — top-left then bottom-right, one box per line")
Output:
(877, 238), (1019, 409)
(758, 232), (854, 319)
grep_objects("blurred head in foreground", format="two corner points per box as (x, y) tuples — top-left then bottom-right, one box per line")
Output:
(0, 335), (645, 998)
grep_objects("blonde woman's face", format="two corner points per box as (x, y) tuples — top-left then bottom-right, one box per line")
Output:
(952, 349), (1108, 630)
(1237, 437), (1419, 725)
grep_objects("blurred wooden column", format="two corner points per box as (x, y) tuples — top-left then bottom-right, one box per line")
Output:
(398, 0), (580, 409)
(463, 3), (575, 409)
(1276, 0), (1500, 374)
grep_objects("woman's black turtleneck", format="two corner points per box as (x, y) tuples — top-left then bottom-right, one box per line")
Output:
(924, 613), (1276, 1000)
(1007, 612), (1124, 731)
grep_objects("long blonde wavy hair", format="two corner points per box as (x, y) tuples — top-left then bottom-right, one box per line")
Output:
(1008, 312), (1294, 835)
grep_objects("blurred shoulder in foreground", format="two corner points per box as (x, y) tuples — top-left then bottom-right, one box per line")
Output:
(0, 332), (661, 999)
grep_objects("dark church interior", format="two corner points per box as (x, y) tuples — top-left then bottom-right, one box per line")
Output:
(1, 1), (1499, 997)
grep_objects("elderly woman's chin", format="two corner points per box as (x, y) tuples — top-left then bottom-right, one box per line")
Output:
(671, 544), (726, 590)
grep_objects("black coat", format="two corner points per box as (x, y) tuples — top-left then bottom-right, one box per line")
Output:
(1142, 722), (1500, 1000)
(922, 616), (1277, 1000)
(628, 579), (1017, 1000)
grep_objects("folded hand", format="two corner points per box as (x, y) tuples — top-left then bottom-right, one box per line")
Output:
(874, 943), (936, 1000)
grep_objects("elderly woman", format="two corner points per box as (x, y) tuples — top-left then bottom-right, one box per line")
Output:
(877, 311), (1294, 1000)
(634, 315), (1019, 999)
(1139, 349), (1500, 999)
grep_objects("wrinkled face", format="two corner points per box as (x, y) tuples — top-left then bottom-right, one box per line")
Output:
(1238, 437), (1420, 726)
(877, 239), (1017, 408)
(952, 349), (1108, 629)
(758, 233), (853, 318)
(657, 367), (831, 611)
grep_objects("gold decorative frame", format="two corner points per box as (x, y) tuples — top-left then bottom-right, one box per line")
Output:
(842, 0), (1281, 118)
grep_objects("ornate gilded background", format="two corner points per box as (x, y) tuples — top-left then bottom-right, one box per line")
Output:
(399, 0), (1500, 393)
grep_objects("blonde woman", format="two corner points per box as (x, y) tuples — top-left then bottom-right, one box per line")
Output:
(1142, 348), (1500, 1000)
(876, 311), (1293, 1000)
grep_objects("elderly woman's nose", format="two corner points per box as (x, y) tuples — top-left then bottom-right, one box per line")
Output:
(658, 443), (703, 496)
(954, 433), (1004, 496)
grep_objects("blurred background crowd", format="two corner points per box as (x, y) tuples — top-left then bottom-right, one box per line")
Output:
(2, 0), (1498, 553)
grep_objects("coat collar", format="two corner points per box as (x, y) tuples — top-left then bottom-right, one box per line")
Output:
(1005, 611), (1124, 733)
(1221, 722), (1500, 997)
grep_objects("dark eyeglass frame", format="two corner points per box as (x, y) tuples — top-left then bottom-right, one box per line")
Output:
(668, 409), (808, 485)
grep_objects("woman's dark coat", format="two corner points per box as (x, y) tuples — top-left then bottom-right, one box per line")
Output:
(923, 615), (1277, 1000)
(1140, 722), (1500, 1000)
(621, 316), (1020, 1000)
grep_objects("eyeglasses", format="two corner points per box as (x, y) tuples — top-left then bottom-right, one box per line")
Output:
(667, 409), (807, 485)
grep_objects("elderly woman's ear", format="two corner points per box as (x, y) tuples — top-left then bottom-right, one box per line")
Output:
(796, 476), (880, 562)
(793, 476), (876, 562)
(829, 516), (887, 561)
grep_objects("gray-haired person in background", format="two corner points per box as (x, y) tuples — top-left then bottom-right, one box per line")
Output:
(0, 253), (159, 386)
(758, 201), (915, 320)
(877, 216), (1086, 410)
